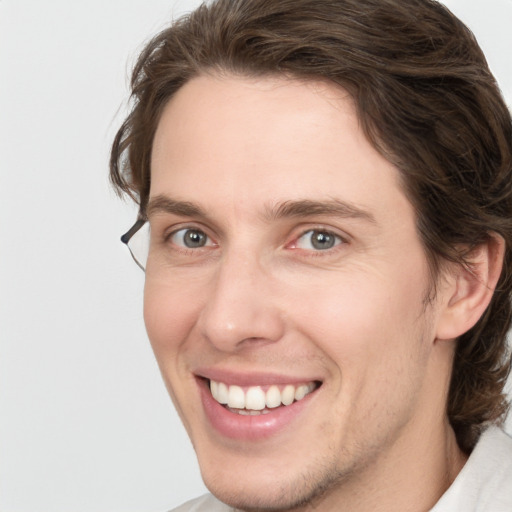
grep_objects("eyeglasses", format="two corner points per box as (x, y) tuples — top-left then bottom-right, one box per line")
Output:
(121, 218), (150, 271)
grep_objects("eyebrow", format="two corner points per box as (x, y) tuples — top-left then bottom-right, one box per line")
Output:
(265, 199), (376, 224)
(146, 196), (208, 219)
(146, 195), (376, 224)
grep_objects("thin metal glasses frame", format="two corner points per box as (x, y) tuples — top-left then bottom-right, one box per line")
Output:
(121, 218), (147, 271)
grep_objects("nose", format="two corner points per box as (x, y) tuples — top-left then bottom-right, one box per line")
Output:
(197, 250), (285, 352)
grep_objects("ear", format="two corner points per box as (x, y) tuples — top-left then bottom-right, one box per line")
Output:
(436, 234), (505, 341)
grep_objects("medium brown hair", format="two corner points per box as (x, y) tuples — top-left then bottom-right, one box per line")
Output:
(110, 0), (512, 451)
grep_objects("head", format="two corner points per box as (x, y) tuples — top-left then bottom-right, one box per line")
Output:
(111, 0), (512, 507)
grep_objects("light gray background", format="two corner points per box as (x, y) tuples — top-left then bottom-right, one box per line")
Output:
(1, 1), (511, 511)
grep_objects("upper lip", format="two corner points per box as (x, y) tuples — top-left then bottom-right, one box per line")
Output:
(195, 367), (322, 387)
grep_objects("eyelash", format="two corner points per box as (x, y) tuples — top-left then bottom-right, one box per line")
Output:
(288, 229), (345, 253)
(165, 227), (217, 252)
(162, 225), (347, 256)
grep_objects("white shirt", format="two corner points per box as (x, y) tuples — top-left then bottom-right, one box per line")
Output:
(170, 493), (230, 511)
(431, 426), (512, 511)
(170, 427), (512, 511)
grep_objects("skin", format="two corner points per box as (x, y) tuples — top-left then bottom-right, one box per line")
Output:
(144, 74), (483, 511)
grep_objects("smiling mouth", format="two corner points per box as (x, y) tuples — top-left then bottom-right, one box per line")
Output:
(209, 379), (321, 415)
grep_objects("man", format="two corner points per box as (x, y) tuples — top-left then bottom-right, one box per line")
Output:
(110, 0), (512, 510)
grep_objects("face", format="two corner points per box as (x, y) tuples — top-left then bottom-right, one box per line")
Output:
(146, 75), (451, 510)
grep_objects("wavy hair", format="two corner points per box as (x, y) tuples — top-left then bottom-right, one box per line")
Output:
(110, 0), (512, 452)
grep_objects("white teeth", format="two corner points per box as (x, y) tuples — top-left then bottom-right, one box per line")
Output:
(217, 382), (229, 404)
(245, 386), (266, 410)
(227, 385), (245, 409)
(294, 384), (309, 401)
(281, 385), (295, 406)
(236, 408), (269, 416)
(265, 385), (282, 408)
(209, 380), (317, 411)
(210, 380), (218, 399)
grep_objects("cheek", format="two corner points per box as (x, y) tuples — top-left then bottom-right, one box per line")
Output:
(143, 279), (200, 357)
(297, 277), (433, 439)
(290, 264), (431, 379)
(143, 280), (203, 433)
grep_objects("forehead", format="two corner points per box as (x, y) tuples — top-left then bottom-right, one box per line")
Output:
(150, 73), (410, 224)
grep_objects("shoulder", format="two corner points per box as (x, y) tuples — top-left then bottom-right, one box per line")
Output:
(168, 493), (233, 512)
(431, 427), (512, 511)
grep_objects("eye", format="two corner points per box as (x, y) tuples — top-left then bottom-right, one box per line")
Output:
(294, 229), (343, 251)
(169, 228), (214, 249)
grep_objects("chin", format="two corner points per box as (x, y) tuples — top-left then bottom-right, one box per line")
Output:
(204, 479), (312, 511)
(198, 448), (345, 512)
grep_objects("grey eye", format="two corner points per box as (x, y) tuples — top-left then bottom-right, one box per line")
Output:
(296, 230), (341, 250)
(171, 228), (211, 248)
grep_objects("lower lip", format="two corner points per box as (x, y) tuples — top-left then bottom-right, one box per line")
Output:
(199, 379), (316, 441)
